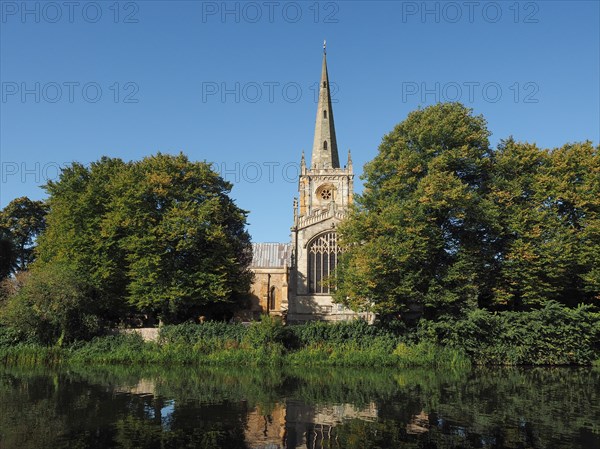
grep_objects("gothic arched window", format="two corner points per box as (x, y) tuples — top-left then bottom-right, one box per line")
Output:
(323, 110), (327, 119)
(308, 232), (341, 294)
(323, 140), (328, 151)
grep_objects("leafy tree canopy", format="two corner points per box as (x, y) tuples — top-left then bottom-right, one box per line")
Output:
(0, 197), (47, 273)
(36, 153), (252, 323)
(335, 103), (599, 318)
(490, 138), (600, 308)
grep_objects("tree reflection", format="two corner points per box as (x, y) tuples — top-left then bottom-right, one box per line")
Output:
(0, 365), (598, 449)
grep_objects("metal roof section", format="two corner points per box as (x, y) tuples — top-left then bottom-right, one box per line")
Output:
(251, 243), (292, 268)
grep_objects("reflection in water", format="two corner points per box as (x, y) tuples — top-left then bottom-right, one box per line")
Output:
(0, 365), (598, 449)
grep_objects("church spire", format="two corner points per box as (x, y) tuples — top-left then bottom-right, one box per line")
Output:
(311, 42), (340, 169)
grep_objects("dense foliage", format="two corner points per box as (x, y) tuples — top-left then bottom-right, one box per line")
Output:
(418, 301), (600, 365)
(159, 320), (247, 346)
(34, 153), (252, 324)
(0, 197), (47, 278)
(0, 263), (100, 345)
(335, 103), (600, 318)
(1, 306), (598, 366)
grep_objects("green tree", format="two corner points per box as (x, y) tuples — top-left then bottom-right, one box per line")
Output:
(335, 103), (497, 319)
(0, 262), (99, 344)
(490, 139), (600, 309)
(335, 104), (599, 317)
(0, 197), (47, 272)
(112, 153), (253, 321)
(489, 138), (556, 308)
(36, 153), (252, 323)
(36, 157), (130, 321)
(545, 141), (600, 305)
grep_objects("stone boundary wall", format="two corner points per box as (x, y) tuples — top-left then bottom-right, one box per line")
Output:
(111, 327), (159, 342)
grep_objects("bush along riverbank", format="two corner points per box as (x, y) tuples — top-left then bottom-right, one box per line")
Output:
(1, 302), (599, 368)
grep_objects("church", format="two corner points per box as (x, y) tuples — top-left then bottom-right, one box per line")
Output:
(245, 47), (371, 323)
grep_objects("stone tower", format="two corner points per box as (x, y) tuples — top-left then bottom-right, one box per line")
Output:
(288, 44), (360, 322)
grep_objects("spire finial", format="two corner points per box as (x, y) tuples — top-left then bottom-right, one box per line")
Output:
(323, 39), (326, 55)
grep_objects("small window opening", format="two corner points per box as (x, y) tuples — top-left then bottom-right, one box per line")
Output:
(269, 286), (276, 311)
(323, 110), (327, 119)
(323, 141), (328, 151)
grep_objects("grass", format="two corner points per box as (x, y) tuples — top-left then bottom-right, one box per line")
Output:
(0, 344), (64, 366)
(0, 333), (471, 369)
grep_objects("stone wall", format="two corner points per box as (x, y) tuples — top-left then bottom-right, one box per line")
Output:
(244, 267), (289, 320)
(113, 327), (160, 342)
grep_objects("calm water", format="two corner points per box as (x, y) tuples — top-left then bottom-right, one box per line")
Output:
(0, 365), (598, 449)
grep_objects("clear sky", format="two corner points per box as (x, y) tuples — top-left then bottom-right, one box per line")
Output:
(1, 0), (599, 243)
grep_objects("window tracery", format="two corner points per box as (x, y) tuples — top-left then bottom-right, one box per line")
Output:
(308, 232), (341, 294)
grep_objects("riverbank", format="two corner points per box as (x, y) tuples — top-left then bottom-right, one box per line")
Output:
(1, 308), (599, 367)
(0, 316), (457, 368)
(0, 340), (470, 368)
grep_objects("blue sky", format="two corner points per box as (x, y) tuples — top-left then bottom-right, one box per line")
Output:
(1, 1), (599, 242)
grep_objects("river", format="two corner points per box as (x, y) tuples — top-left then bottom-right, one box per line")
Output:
(0, 365), (598, 448)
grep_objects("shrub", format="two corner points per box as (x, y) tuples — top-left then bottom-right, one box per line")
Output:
(69, 333), (149, 364)
(287, 319), (398, 349)
(0, 325), (26, 347)
(0, 262), (101, 345)
(418, 301), (600, 365)
(159, 321), (246, 348)
(243, 315), (285, 349)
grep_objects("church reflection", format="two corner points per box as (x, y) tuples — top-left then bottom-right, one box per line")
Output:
(3, 366), (598, 449)
(244, 400), (380, 449)
(113, 376), (385, 449)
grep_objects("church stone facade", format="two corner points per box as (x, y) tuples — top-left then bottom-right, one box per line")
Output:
(247, 48), (371, 323)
